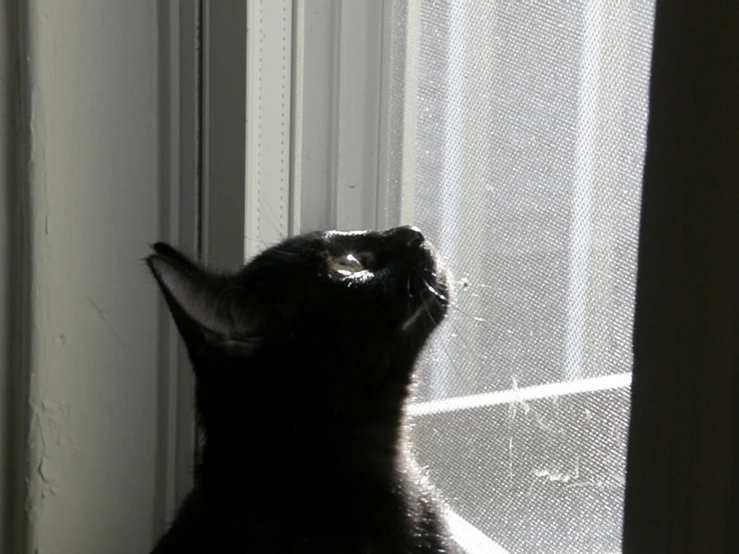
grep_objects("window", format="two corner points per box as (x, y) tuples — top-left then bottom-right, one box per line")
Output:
(379, 1), (655, 552)
(205, 0), (656, 551)
(8, 2), (735, 552)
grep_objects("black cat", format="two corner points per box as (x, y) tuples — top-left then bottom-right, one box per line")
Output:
(147, 225), (458, 553)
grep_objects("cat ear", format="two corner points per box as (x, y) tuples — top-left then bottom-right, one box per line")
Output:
(146, 243), (258, 356)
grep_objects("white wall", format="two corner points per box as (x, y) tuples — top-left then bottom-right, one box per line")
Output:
(17, 2), (163, 552)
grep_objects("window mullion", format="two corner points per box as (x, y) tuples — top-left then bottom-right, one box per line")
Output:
(245, 0), (294, 257)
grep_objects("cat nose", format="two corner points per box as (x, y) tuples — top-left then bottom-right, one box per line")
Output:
(385, 225), (425, 249)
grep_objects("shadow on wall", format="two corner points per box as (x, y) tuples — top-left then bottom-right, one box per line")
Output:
(1, 0), (29, 552)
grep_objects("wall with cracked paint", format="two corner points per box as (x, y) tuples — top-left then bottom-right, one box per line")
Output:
(18, 2), (162, 552)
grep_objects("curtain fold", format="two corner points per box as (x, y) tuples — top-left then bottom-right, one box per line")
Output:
(622, 1), (739, 552)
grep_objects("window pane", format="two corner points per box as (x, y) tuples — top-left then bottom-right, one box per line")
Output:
(389, 1), (656, 552)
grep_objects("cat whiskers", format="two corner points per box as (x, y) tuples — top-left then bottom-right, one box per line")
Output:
(421, 277), (480, 323)
(424, 282), (447, 302)
(417, 278), (479, 389)
(421, 276), (484, 356)
(419, 278), (441, 329)
(406, 276), (413, 316)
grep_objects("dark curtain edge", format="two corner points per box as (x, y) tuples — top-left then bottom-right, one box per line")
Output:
(622, 1), (739, 552)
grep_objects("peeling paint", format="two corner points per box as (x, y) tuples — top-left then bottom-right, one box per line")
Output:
(32, 400), (72, 510)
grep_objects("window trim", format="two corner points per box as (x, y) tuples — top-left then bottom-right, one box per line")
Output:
(199, 2), (739, 553)
(245, 0), (296, 258)
(289, 3), (507, 551)
(294, 0), (382, 232)
(156, 0), (201, 528)
(256, 2), (645, 551)
(171, 1), (739, 552)
(293, 0), (417, 233)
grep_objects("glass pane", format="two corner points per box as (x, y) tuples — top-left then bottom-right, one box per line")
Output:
(388, 1), (656, 552)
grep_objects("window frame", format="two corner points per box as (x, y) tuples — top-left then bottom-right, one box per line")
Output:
(294, 0), (407, 232)
(157, 0), (206, 528)
(247, 2), (635, 552)
(195, 1), (739, 552)
(196, 1), (507, 551)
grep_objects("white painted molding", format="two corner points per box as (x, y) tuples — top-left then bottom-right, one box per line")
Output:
(289, 0), (305, 236)
(376, 0), (421, 229)
(201, 1), (247, 268)
(295, 0), (396, 233)
(293, 0), (335, 232)
(332, 0), (384, 231)
(245, 0), (294, 257)
(155, 0), (201, 533)
(18, 1), (163, 552)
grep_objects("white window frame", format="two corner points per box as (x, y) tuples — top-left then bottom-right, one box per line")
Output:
(290, 3), (635, 552)
(289, 4), (635, 416)
(184, 2), (503, 552)
(240, 2), (508, 552)
(293, 0), (419, 233)
(188, 1), (639, 552)
(157, 0), (202, 527)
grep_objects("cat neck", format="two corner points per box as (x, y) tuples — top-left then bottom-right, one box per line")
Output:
(198, 418), (409, 492)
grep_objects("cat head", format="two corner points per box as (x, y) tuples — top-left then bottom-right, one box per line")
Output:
(147, 226), (448, 437)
